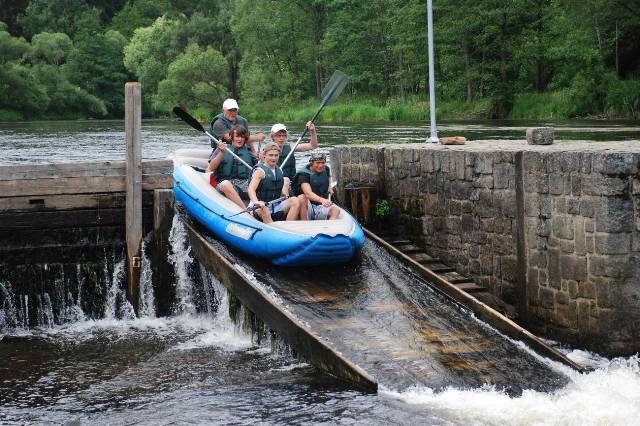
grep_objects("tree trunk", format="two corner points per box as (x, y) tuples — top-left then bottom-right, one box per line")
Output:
(313, 3), (324, 98)
(463, 38), (473, 103)
(398, 49), (406, 103)
(381, 31), (391, 99)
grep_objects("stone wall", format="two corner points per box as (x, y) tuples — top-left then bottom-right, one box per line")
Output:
(331, 141), (640, 356)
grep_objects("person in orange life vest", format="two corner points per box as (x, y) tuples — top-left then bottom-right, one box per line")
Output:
(207, 125), (256, 209)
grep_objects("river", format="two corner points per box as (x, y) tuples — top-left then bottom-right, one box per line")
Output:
(1, 119), (639, 425)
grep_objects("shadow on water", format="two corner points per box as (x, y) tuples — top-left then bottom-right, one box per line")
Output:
(193, 218), (568, 395)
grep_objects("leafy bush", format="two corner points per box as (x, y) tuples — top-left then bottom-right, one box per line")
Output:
(375, 199), (390, 218)
(605, 77), (640, 119)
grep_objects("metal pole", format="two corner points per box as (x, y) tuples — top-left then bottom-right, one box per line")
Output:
(426, 0), (438, 143)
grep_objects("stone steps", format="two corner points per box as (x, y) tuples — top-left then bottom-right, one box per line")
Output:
(375, 234), (515, 319)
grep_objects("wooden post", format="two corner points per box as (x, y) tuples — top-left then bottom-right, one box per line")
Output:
(125, 82), (142, 313)
(153, 188), (174, 316)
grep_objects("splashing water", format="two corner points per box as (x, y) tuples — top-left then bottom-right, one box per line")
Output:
(138, 237), (156, 318)
(168, 214), (197, 315)
(381, 354), (640, 426)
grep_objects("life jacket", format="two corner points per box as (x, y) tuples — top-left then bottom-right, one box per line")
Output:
(254, 163), (284, 202)
(277, 144), (296, 179)
(293, 164), (330, 202)
(214, 145), (255, 181)
(209, 113), (249, 148)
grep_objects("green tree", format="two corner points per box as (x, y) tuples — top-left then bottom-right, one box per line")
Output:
(27, 32), (73, 65)
(155, 43), (228, 111)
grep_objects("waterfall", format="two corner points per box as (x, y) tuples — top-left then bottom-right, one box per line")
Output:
(138, 237), (156, 318)
(168, 214), (196, 315)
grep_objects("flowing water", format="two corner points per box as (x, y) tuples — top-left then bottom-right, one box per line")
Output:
(1, 120), (640, 425)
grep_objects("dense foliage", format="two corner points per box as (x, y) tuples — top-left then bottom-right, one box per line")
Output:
(0, 0), (638, 120)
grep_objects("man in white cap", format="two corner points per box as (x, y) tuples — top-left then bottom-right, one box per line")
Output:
(210, 98), (265, 155)
(271, 121), (318, 183)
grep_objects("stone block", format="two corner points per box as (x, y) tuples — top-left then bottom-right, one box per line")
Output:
(409, 163), (420, 177)
(537, 219), (551, 237)
(555, 198), (567, 214)
(580, 199), (595, 218)
(474, 153), (494, 174)
(561, 255), (587, 281)
(556, 291), (569, 305)
(539, 196), (552, 218)
(604, 153), (637, 176)
(595, 233), (631, 255)
(575, 220), (587, 255)
(537, 175), (550, 194)
(582, 176), (628, 196)
(555, 304), (572, 328)
(571, 175), (582, 196)
(545, 155), (560, 173)
(549, 175), (564, 195)
(525, 195), (540, 217)
(559, 152), (580, 172)
(567, 198), (580, 215)
(548, 248), (561, 288)
(524, 151), (544, 172)
(553, 216), (574, 240)
(595, 279), (612, 308)
(526, 127), (554, 145)
(561, 239), (575, 253)
(540, 288), (555, 308)
(473, 174), (494, 189)
(568, 280), (579, 298)
(494, 163), (513, 189)
(595, 197), (633, 233)
(580, 153), (592, 174)
(402, 148), (414, 164)
(538, 270), (548, 286)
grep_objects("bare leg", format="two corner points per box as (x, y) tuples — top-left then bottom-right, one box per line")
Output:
(328, 205), (341, 220)
(284, 197), (300, 221)
(217, 180), (245, 209)
(297, 195), (308, 220)
(256, 206), (273, 224)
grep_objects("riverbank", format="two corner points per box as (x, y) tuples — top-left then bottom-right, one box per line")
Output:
(4, 90), (639, 123)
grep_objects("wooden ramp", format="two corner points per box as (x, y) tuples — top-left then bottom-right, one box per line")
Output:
(186, 220), (581, 394)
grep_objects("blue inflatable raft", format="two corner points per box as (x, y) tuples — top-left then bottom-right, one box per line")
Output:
(172, 149), (365, 266)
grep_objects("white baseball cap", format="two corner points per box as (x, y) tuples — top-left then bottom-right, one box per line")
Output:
(270, 123), (287, 134)
(222, 98), (239, 110)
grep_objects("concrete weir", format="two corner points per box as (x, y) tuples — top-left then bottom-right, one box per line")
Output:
(332, 140), (640, 356)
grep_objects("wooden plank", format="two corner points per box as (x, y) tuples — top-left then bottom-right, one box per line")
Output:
(363, 227), (586, 373)
(125, 82), (142, 313)
(0, 175), (173, 197)
(0, 191), (156, 212)
(0, 173), (172, 197)
(454, 282), (486, 293)
(186, 223), (378, 392)
(0, 160), (172, 181)
(0, 207), (154, 230)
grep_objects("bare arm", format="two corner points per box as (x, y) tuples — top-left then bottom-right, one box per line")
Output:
(294, 121), (318, 152)
(248, 169), (265, 205)
(206, 143), (227, 173)
(301, 182), (331, 207)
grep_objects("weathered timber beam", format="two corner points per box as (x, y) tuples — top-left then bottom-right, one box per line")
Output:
(0, 207), (154, 230)
(0, 191), (155, 213)
(0, 160), (172, 181)
(0, 174), (172, 197)
(185, 222), (378, 393)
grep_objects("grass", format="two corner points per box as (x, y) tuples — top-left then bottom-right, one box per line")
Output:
(219, 96), (494, 123)
(509, 91), (573, 120)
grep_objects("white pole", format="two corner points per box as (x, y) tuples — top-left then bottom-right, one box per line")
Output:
(426, 0), (438, 143)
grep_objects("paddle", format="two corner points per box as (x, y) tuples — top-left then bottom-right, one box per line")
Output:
(227, 196), (288, 218)
(173, 106), (253, 171)
(279, 70), (349, 172)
